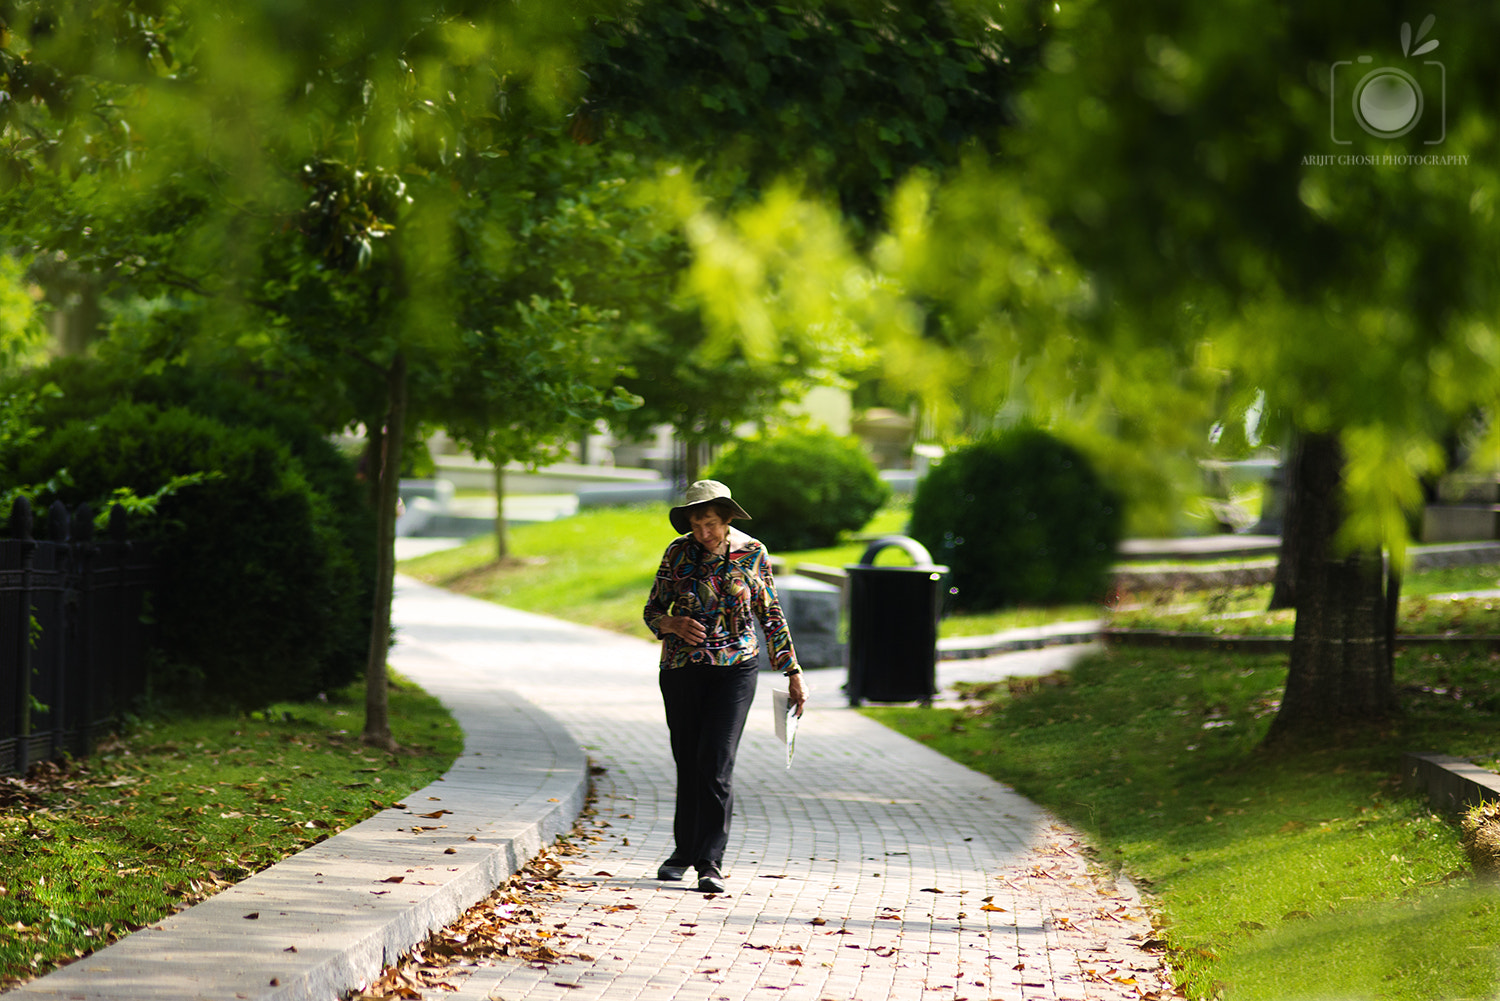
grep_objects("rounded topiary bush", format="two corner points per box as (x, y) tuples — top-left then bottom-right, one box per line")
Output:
(908, 428), (1123, 610)
(705, 427), (890, 552)
(9, 401), (365, 709)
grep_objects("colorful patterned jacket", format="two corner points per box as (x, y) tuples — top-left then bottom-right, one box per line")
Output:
(643, 528), (800, 672)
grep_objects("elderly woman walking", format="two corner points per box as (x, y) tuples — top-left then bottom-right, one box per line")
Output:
(643, 480), (807, 893)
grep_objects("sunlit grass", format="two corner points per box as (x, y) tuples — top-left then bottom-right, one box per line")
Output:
(940, 605), (1101, 636)
(401, 504), (671, 639)
(0, 676), (461, 988)
(1111, 565), (1500, 639)
(398, 503), (1102, 640)
(867, 645), (1500, 1000)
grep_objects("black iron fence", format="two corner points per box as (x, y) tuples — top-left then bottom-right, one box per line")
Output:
(2, 497), (155, 776)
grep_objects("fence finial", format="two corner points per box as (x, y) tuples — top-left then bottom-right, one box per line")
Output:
(7, 496), (33, 541)
(48, 500), (70, 543)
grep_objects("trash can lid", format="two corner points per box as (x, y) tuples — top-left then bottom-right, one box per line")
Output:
(849, 534), (939, 569)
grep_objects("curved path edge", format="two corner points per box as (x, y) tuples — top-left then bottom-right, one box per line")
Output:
(9, 584), (590, 1001)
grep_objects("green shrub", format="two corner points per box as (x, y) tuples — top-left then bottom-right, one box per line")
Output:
(8, 358), (374, 555)
(6, 402), (366, 709)
(705, 426), (890, 551)
(908, 428), (1123, 610)
(4, 358), (377, 687)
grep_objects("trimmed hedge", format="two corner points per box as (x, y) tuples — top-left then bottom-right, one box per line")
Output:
(6, 400), (367, 709)
(705, 426), (890, 551)
(908, 428), (1123, 610)
(4, 359), (376, 704)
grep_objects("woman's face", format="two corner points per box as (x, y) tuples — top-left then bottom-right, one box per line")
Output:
(689, 509), (731, 551)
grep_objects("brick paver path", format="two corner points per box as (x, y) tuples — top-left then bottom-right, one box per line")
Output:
(391, 577), (1175, 1001)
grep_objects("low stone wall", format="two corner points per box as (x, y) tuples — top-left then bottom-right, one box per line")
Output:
(1113, 542), (1500, 594)
(1111, 560), (1277, 594)
(1403, 752), (1500, 813)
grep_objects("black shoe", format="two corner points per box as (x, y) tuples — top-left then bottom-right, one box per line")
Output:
(696, 865), (726, 894)
(656, 859), (689, 881)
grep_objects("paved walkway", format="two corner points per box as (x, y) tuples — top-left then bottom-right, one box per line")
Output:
(13, 577), (1170, 1001)
(387, 579), (1170, 1001)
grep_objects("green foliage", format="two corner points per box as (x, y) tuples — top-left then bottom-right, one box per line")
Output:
(1004, 0), (1500, 557)
(88, 472), (223, 531)
(581, 0), (1040, 463)
(2, 360), (380, 693)
(617, 178), (877, 465)
(0, 674), (460, 988)
(868, 645), (1500, 1000)
(0, 254), (44, 367)
(0, 0), (659, 743)
(908, 428), (1122, 609)
(0, 384), (50, 487)
(3, 401), (367, 709)
(705, 426), (889, 552)
(580, 0), (1032, 230)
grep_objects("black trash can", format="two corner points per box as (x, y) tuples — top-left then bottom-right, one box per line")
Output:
(845, 535), (948, 706)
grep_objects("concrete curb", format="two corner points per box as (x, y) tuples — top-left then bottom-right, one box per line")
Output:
(1403, 752), (1500, 813)
(11, 651), (589, 1001)
(937, 620), (1103, 660)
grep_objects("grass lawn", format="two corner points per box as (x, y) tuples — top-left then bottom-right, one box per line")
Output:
(397, 503), (1101, 640)
(868, 645), (1500, 1001)
(0, 676), (462, 988)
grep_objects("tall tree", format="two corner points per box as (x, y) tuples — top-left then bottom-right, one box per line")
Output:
(895, 0), (1500, 740)
(579, 0), (1028, 233)
(1, 0), (638, 746)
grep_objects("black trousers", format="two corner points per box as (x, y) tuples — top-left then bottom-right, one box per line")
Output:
(659, 663), (759, 871)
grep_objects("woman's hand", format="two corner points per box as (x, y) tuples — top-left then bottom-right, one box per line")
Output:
(660, 615), (707, 646)
(787, 671), (808, 717)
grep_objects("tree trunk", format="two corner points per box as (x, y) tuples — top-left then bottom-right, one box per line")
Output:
(1265, 431), (1397, 744)
(1385, 563), (1401, 670)
(363, 350), (407, 751)
(1267, 434), (1304, 611)
(49, 278), (103, 356)
(683, 438), (707, 486)
(362, 424), (384, 508)
(492, 459), (510, 562)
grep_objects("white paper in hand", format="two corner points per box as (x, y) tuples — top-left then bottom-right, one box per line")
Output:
(772, 689), (799, 769)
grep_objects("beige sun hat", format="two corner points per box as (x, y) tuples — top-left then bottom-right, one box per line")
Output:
(669, 479), (753, 534)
